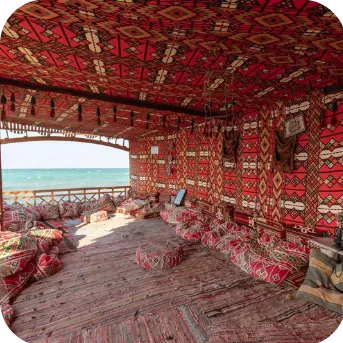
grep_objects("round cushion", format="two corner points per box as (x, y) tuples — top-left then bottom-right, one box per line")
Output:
(136, 241), (183, 270)
(175, 220), (210, 242)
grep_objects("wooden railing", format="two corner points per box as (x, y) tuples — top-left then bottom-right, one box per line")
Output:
(3, 186), (131, 207)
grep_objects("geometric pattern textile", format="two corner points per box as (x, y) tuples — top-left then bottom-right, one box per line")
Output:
(136, 241), (183, 270)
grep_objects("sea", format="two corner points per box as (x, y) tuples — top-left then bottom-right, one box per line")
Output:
(2, 168), (130, 191)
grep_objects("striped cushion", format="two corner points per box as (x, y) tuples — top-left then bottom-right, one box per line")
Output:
(296, 249), (343, 314)
(331, 261), (343, 292)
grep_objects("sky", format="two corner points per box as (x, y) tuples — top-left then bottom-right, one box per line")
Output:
(1, 140), (129, 169)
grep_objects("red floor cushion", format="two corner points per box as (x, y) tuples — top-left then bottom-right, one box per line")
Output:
(33, 204), (60, 220)
(59, 202), (81, 218)
(160, 207), (201, 225)
(136, 241), (183, 270)
(116, 198), (149, 215)
(230, 241), (294, 285)
(27, 228), (63, 254)
(0, 232), (37, 278)
(0, 261), (35, 304)
(1, 302), (14, 327)
(175, 220), (210, 242)
(2, 210), (35, 233)
(31, 253), (61, 281)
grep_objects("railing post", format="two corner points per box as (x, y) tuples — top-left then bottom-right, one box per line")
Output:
(33, 191), (36, 206)
(84, 189), (86, 202)
(51, 191), (55, 205)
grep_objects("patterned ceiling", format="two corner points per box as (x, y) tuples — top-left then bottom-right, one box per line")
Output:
(0, 0), (342, 139)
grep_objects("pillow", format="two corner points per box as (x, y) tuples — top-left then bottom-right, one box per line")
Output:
(33, 204), (60, 220)
(82, 194), (116, 213)
(58, 202), (81, 218)
(331, 260), (343, 292)
(0, 261), (35, 304)
(0, 232), (37, 278)
(27, 228), (63, 254)
(296, 249), (343, 314)
(31, 253), (61, 281)
(21, 206), (42, 221)
(1, 302), (14, 327)
(2, 210), (35, 232)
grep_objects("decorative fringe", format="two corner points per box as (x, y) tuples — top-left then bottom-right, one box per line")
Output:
(10, 93), (15, 112)
(113, 105), (117, 122)
(30, 96), (36, 116)
(130, 111), (134, 127)
(96, 106), (101, 126)
(50, 99), (55, 118)
(177, 117), (181, 131)
(217, 123), (222, 138)
(146, 113), (150, 130)
(203, 121), (209, 137)
(78, 103), (82, 122)
(162, 115), (166, 129)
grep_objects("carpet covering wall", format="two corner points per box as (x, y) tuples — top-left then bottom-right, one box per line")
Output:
(130, 93), (343, 236)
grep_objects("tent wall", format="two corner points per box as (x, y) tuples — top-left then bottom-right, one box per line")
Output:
(130, 91), (343, 236)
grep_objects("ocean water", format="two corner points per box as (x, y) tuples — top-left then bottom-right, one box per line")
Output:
(2, 168), (130, 191)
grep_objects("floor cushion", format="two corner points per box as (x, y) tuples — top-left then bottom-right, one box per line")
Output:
(31, 253), (61, 281)
(116, 198), (149, 215)
(81, 210), (108, 223)
(202, 221), (240, 250)
(2, 210), (35, 233)
(175, 220), (210, 242)
(0, 261), (35, 305)
(160, 207), (201, 225)
(250, 234), (310, 272)
(59, 202), (81, 218)
(27, 228), (63, 254)
(1, 302), (14, 327)
(230, 241), (294, 285)
(33, 204), (60, 220)
(296, 249), (343, 314)
(134, 202), (163, 219)
(136, 241), (183, 270)
(0, 232), (37, 278)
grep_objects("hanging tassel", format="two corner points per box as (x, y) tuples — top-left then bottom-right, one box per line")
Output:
(30, 96), (36, 116)
(162, 115), (166, 129)
(217, 123), (222, 138)
(50, 99), (55, 118)
(113, 105), (117, 122)
(1, 95), (6, 121)
(330, 99), (338, 126)
(146, 113), (150, 130)
(10, 93), (15, 112)
(320, 109), (326, 129)
(191, 119), (195, 134)
(96, 106), (101, 126)
(130, 111), (134, 127)
(177, 117), (181, 131)
(203, 123), (208, 137)
(78, 103), (82, 122)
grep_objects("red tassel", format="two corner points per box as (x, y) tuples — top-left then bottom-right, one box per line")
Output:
(96, 107), (101, 126)
(10, 102), (15, 112)
(78, 112), (82, 122)
(203, 122), (209, 137)
(31, 106), (35, 116)
(191, 119), (195, 134)
(50, 108), (55, 118)
(1, 107), (6, 121)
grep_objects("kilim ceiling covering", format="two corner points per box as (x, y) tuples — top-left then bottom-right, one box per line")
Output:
(0, 0), (342, 138)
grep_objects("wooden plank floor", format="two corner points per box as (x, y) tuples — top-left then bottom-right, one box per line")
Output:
(9, 216), (343, 343)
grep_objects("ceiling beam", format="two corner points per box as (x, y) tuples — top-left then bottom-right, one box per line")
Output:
(0, 78), (221, 118)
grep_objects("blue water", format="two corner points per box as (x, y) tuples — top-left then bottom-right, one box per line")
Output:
(2, 168), (130, 191)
